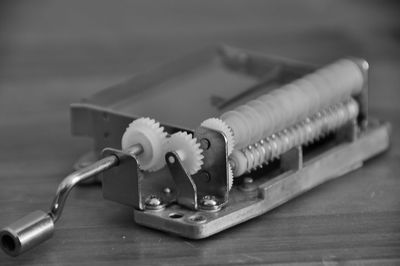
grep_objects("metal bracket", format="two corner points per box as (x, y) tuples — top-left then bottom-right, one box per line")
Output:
(101, 148), (178, 211)
(165, 152), (198, 210)
(193, 127), (229, 205)
(336, 119), (358, 143)
(281, 146), (303, 171)
(102, 148), (143, 209)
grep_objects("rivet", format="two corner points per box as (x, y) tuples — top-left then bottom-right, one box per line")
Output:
(198, 171), (211, 183)
(168, 156), (175, 164)
(200, 138), (210, 150)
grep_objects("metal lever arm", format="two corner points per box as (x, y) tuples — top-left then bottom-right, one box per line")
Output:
(0, 155), (120, 256)
(0, 143), (142, 256)
(50, 155), (118, 221)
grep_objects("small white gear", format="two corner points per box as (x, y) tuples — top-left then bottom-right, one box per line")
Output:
(121, 117), (167, 172)
(227, 163), (234, 191)
(167, 131), (204, 175)
(201, 118), (235, 155)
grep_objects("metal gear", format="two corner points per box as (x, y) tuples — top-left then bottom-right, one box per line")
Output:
(201, 118), (235, 155)
(167, 131), (204, 175)
(121, 117), (167, 172)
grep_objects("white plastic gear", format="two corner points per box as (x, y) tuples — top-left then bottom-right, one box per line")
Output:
(167, 131), (204, 175)
(121, 117), (167, 172)
(200, 118), (235, 155)
(227, 163), (234, 191)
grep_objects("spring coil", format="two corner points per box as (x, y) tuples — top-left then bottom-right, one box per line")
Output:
(229, 98), (359, 176)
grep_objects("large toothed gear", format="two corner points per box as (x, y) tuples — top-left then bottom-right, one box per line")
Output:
(167, 132), (204, 175)
(201, 118), (235, 155)
(121, 117), (167, 172)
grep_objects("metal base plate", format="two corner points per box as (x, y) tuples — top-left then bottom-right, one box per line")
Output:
(133, 122), (390, 239)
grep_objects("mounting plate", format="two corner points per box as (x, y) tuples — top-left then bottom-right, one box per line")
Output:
(133, 122), (390, 239)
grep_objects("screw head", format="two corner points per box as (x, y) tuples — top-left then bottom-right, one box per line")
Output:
(144, 195), (165, 210)
(146, 195), (161, 206)
(199, 195), (222, 211)
(201, 195), (217, 207)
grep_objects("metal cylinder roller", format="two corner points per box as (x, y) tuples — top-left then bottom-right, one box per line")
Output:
(221, 59), (364, 149)
(230, 98), (359, 176)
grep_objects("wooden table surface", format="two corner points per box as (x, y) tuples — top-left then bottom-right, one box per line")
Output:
(0, 1), (399, 265)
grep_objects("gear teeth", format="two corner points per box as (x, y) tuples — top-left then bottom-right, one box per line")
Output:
(121, 117), (167, 172)
(201, 118), (235, 155)
(227, 163), (234, 191)
(167, 131), (204, 175)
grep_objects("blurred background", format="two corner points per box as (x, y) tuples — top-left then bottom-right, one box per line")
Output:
(1, 0), (398, 184)
(0, 1), (399, 122)
(0, 1), (399, 265)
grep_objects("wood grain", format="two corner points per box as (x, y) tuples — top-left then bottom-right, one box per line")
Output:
(0, 1), (399, 265)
